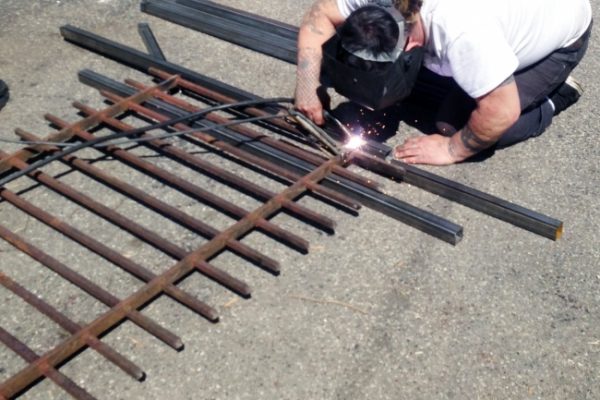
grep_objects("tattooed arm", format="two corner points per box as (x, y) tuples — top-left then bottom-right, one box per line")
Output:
(448, 75), (521, 161)
(395, 76), (521, 165)
(295, 0), (345, 124)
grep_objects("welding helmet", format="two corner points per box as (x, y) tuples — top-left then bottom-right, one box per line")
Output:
(321, 5), (424, 110)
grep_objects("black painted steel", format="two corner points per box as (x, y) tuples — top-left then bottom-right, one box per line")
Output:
(141, 0), (297, 64)
(78, 69), (463, 244)
(175, 0), (298, 41)
(138, 22), (167, 61)
(60, 24), (259, 102)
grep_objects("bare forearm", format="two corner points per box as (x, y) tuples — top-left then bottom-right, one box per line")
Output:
(297, 0), (339, 91)
(447, 123), (498, 161)
(448, 76), (521, 161)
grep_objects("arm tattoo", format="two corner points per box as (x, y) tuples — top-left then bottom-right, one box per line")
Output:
(458, 124), (496, 153)
(296, 47), (322, 100)
(301, 0), (335, 35)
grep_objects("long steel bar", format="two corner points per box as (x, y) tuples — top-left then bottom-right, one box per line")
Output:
(0, 75), (176, 181)
(47, 108), (310, 255)
(0, 153), (342, 398)
(60, 25), (257, 102)
(175, 0), (298, 40)
(99, 87), (360, 213)
(0, 271), (145, 381)
(72, 95), (337, 234)
(0, 150), (219, 321)
(0, 327), (97, 400)
(146, 68), (380, 191)
(353, 153), (563, 240)
(141, 0), (297, 64)
(13, 131), (251, 296)
(0, 187), (183, 350)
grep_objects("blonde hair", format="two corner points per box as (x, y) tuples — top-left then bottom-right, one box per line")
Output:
(393, 0), (423, 23)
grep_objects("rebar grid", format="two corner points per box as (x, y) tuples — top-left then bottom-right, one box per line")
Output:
(0, 75), (348, 398)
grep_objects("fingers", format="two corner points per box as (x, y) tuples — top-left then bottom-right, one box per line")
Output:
(393, 145), (420, 164)
(394, 139), (420, 159)
(295, 103), (324, 125)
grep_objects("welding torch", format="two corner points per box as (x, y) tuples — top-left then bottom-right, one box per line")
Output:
(288, 109), (354, 157)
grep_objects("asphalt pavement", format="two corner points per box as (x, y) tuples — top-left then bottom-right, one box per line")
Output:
(0, 1), (598, 399)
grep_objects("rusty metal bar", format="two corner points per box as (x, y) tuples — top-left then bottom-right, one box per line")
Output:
(90, 82), (360, 212)
(13, 132), (251, 297)
(0, 152), (343, 399)
(0, 75), (176, 181)
(0, 187), (183, 350)
(0, 326), (97, 400)
(148, 68), (378, 190)
(0, 150), (218, 321)
(118, 79), (363, 212)
(108, 81), (339, 231)
(68, 102), (335, 233)
(0, 271), (145, 381)
(49, 109), (310, 255)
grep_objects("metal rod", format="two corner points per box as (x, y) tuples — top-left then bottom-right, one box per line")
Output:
(138, 22), (167, 61)
(77, 91), (337, 235)
(0, 153), (342, 399)
(0, 187), (183, 350)
(147, 68), (381, 191)
(98, 83), (359, 214)
(54, 104), (310, 255)
(0, 327), (97, 400)
(0, 75), (177, 184)
(14, 131), (252, 297)
(0, 271), (145, 381)
(0, 150), (219, 321)
(60, 25), (258, 102)
(353, 153), (563, 240)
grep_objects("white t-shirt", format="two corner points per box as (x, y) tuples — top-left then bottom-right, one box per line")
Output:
(336, 0), (592, 98)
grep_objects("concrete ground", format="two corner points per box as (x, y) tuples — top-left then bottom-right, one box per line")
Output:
(0, 0), (598, 399)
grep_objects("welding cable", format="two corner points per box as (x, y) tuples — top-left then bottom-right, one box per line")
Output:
(0, 97), (293, 187)
(0, 113), (290, 148)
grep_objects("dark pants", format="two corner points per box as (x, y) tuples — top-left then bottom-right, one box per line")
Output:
(409, 22), (592, 148)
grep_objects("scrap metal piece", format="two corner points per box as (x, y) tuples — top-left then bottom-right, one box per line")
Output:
(138, 22), (167, 61)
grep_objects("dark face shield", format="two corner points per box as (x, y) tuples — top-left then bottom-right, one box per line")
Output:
(321, 31), (424, 111)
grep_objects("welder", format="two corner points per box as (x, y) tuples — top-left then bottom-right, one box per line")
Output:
(294, 0), (592, 165)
